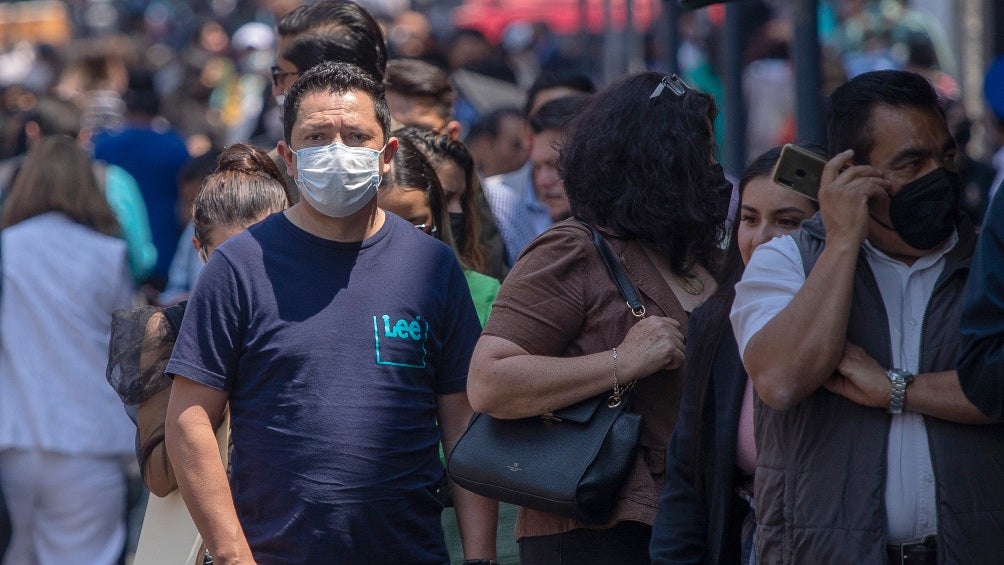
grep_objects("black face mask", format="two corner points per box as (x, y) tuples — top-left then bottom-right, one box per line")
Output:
(449, 212), (466, 250)
(708, 163), (734, 203)
(888, 167), (961, 250)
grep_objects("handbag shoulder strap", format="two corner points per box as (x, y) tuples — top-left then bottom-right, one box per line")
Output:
(578, 220), (645, 318)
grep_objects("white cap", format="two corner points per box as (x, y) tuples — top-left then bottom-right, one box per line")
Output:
(232, 22), (274, 52)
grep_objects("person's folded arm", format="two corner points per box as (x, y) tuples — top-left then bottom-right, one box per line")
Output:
(737, 237), (859, 410)
(906, 371), (992, 423)
(826, 343), (993, 424)
(467, 315), (685, 419)
(735, 151), (889, 411)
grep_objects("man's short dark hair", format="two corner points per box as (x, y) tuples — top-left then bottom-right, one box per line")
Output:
(529, 94), (589, 134)
(277, 0), (387, 81)
(123, 68), (160, 117)
(384, 59), (454, 119)
(284, 32), (383, 83)
(466, 108), (522, 142)
(827, 70), (941, 163)
(283, 62), (391, 144)
(523, 70), (595, 117)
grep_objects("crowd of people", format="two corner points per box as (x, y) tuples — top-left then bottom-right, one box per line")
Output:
(1, 0), (1004, 564)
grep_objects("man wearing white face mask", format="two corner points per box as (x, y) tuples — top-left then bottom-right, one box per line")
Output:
(165, 62), (498, 564)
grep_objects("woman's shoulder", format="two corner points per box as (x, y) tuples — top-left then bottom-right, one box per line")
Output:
(513, 219), (594, 264)
(7, 212), (127, 252)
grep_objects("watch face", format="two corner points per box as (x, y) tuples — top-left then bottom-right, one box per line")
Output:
(888, 369), (914, 384)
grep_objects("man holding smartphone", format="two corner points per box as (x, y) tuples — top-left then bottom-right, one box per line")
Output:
(730, 69), (1004, 564)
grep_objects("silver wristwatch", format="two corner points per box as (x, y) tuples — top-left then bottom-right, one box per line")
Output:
(886, 369), (914, 414)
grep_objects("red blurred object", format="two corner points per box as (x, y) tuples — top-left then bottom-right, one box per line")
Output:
(453, 0), (661, 44)
(708, 4), (725, 25)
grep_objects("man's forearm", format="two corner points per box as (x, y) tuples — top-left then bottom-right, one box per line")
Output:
(908, 371), (994, 424)
(451, 482), (499, 559)
(437, 391), (498, 559)
(744, 241), (859, 410)
(166, 413), (254, 564)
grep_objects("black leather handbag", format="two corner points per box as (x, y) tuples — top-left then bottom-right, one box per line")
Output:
(447, 222), (644, 524)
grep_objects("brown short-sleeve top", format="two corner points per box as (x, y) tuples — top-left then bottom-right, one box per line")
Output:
(482, 219), (689, 539)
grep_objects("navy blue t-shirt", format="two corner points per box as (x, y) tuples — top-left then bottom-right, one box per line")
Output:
(167, 212), (480, 564)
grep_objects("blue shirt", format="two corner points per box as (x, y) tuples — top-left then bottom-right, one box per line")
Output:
(167, 212), (480, 563)
(94, 125), (189, 281)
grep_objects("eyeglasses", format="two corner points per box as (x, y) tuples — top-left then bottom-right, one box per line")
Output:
(414, 223), (438, 235)
(270, 66), (301, 88)
(649, 74), (690, 100)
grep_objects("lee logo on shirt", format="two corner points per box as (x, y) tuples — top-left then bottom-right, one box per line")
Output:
(373, 314), (428, 368)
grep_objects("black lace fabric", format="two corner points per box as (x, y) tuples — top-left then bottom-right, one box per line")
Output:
(106, 305), (180, 407)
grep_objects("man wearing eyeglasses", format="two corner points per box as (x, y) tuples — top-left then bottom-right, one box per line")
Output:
(266, 0), (388, 196)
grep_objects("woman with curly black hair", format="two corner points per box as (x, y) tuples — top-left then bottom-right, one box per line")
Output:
(467, 72), (733, 563)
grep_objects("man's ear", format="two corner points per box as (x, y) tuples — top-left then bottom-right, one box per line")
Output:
(277, 140), (296, 178)
(381, 137), (399, 177)
(444, 120), (462, 141)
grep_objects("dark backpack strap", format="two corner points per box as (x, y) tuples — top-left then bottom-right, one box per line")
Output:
(578, 220), (646, 317)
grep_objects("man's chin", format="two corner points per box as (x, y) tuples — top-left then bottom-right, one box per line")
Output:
(868, 230), (950, 264)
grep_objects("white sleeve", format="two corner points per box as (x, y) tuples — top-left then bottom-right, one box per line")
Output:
(730, 235), (807, 362)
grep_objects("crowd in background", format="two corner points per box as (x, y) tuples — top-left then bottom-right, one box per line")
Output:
(0, 0), (999, 297)
(1, 0), (1004, 563)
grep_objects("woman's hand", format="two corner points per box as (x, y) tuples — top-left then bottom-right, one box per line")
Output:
(616, 316), (686, 381)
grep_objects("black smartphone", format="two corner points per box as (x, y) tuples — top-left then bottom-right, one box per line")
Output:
(772, 144), (827, 201)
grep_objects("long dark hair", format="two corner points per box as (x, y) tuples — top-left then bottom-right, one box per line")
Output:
(560, 72), (730, 279)
(686, 146), (791, 491)
(398, 127), (488, 274)
(382, 132), (456, 250)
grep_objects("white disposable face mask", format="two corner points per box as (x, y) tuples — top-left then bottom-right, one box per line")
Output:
(294, 141), (384, 218)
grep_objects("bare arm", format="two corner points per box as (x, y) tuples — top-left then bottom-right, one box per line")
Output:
(139, 384), (227, 496)
(742, 150), (891, 410)
(467, 315), (685, 419)
(136, 311), (175, 496)
(825, 342), (993, 424)
(166, 376), (255, 565)
(438, 391), (498, 560)
(137, 387), (176, 496)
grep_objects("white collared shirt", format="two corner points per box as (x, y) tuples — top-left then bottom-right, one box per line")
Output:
(731, 230), (959, 543)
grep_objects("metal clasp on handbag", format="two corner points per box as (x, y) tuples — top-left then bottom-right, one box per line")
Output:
(607, 381), (635, 408)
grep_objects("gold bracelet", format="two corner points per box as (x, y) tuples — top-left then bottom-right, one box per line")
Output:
(609, 347), (625, 407)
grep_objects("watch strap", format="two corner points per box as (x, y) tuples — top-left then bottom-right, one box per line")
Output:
(886, 369), (913, 414)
